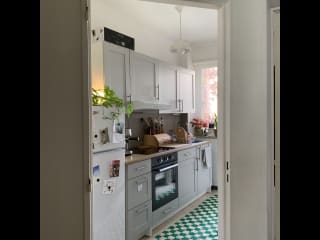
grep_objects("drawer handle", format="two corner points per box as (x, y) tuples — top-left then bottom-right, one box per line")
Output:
(163, 207), (172, 214)
(135, 166), (146, 171)
(135, 204), (149, 215)
(135, 177), (147, 185)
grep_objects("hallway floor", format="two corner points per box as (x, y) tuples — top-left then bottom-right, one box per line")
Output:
(142, 190), (217, 240)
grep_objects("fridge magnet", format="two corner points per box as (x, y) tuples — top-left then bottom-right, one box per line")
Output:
(93, 165), (100, 177)
(110, 160), (120, 177)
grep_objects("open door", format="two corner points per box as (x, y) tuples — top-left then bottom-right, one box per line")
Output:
(272, 8), (280, 240)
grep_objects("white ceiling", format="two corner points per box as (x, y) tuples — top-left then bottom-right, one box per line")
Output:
(105, 0), (218, 44)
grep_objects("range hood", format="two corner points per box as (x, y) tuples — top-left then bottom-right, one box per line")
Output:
(132, 100), (172, 110)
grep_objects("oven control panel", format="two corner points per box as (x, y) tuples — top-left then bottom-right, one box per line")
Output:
(151, 152), (177, 168)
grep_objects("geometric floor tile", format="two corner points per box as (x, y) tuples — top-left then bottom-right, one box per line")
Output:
(154, 194), (218, 240)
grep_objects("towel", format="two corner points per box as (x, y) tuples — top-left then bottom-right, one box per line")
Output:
(201, 147), (212, 168)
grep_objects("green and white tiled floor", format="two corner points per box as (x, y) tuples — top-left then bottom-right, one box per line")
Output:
(154, 194), (218, 240)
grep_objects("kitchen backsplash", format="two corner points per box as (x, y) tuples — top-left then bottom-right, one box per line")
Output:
(125, 110), (189, 150)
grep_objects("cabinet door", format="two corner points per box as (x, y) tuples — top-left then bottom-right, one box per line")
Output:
(197, 147), (211, 194)
(129, 51), (159, 102)
(158, 62), (178, 113)
(103, 42), (130, 102)
(178, 154), (197, 208)
(178, 68), (195, 113)
(127, 201), (152, 240)
(127, 173), (152, 210)
(211, 140), (218, 186)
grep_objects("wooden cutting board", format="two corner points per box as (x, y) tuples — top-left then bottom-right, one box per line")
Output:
(176, 127), (187, 143)
(143, 133), (172, 147)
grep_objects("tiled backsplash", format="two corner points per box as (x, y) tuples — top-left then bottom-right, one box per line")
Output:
(125, 110), (189, 150)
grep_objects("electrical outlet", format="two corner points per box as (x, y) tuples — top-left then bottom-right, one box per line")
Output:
(102, 180), (116, 194)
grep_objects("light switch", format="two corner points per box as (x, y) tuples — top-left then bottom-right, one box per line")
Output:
(138, 184), (143, 192)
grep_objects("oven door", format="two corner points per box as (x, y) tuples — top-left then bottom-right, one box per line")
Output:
(152, 162), (178, 211)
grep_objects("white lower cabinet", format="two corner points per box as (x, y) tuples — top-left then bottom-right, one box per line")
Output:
(127, 201), (152, 240)
(126, 144), (213, 238)
(126, 159), (152, 240)
(178, 149), (198, 208)
(152, 198), (179, 228)
(196, 144), (211, 195)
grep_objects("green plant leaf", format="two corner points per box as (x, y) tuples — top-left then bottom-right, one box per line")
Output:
(92, 86), (134, 119)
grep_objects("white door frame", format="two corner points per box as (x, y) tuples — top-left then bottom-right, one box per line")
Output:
(85, 1), (229, 240)
(270, 6), (280, 240)
(82, 0), (92, 240)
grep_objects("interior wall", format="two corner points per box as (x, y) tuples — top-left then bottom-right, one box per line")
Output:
(40, 0), (88, 239)
(91, 0), (179, 90)
(228, 0), (269, 239)
(269, 0), (280, 8)
(191, 41), (218, 63)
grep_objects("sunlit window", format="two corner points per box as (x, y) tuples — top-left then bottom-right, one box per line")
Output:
(201, 67), (218, 122)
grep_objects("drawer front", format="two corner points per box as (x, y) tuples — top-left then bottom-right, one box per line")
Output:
(127, 201), (152, 240)
(127, 159), (151, 179)
(152, 198), (179, 228)
(178, 148), (196, 162)
(201, 143), (210, 149)
(127, 173), (152, 210)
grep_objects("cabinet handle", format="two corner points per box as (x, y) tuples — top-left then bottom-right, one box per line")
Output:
(127, 95), (132, 104)
(181, 99), (184, 112)
(135, 177), (147, 185)
(192, 77), (195, 109)
(156, 84), (160, 100)
(135, 166), (145, 171)
(135, 204), (149, 215)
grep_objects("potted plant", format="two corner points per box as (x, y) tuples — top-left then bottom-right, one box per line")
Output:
(92, 86), (134, 119)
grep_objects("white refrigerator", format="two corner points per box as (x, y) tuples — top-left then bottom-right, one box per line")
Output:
(92, 105), (125, 240)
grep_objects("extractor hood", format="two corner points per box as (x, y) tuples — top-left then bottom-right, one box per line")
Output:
(132, 100), (172, 110)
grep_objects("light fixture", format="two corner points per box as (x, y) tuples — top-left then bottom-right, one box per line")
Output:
(170, 6), (191, 55)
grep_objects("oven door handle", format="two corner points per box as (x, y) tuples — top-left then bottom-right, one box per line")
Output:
(158, 163), (179, 172)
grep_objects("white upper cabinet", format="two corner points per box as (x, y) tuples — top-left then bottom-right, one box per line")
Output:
(103, 42), (130, 102)
(129, 51), (159, 102)
(103, 42), (194, 112)
(158, 62), (178, 113)
(177, 68), (195, 113)
(158, 64), (195, 114)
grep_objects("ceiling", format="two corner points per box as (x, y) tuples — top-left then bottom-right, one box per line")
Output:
(105, 0), (218, 45)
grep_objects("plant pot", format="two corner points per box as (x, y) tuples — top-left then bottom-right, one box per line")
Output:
(194, 128), (203, 136)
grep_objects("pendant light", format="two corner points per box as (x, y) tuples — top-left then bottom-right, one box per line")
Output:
(170, 6), (191, 55)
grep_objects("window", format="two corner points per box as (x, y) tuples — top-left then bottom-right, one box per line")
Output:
(201, 67), (218, 122)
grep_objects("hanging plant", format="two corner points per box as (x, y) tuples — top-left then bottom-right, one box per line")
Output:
(92, 86), (134, 119)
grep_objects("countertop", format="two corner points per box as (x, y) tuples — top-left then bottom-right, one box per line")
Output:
(125, 141), (210, 165)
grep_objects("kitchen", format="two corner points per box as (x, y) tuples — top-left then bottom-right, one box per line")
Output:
(90, 0), (218, 240)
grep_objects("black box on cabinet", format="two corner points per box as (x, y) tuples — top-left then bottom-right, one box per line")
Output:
(104, 27), (135, 50)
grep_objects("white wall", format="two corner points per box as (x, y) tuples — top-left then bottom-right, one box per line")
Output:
(228, 0), (270, 239)
(191, 41), (218, 63)
(91, 0), (179, 89)
(40, 0), (90, 239)
(269, 0), (280, 8)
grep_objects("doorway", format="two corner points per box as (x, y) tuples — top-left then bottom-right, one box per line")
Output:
(88, 0), (227, 240)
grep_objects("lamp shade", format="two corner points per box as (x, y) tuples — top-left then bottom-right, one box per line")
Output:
(170, 39), (191, 55)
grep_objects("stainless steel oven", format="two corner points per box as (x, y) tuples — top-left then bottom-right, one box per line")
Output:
(151, 152), (178, 211)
